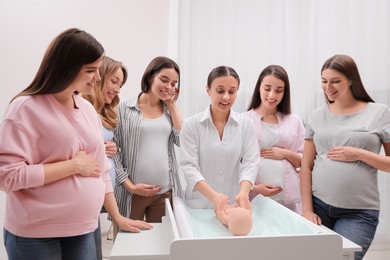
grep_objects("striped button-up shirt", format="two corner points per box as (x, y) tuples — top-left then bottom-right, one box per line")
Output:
(113, 96), (183, 218)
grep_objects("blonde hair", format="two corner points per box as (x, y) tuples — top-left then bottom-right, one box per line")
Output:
(84, 56), (127, 129)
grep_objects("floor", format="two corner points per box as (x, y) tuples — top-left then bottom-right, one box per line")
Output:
(100, 214), (389, 260)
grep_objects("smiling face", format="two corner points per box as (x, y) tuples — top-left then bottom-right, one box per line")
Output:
(207, 75), (239, 114)
(70, 58), (102, 94)
(259, 75), (285, 112)
(150, 68), (179, 100)
(102, 67), (124, 104)
(321, 68), (351, 102)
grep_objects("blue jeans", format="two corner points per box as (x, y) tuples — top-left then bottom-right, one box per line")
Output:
(3, 229), (97, 260)
(313, 196), (379, 260)
(93, 218), (103, 260)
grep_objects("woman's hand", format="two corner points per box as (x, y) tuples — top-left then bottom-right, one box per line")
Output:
(104, 141), (117, 158)
(252, 184), (283, 197)
(261, 147), (286, 160)
(115, 216), (153, 233)
(72, 151), (100, 178)
(129, 183), (162, 197)
(211, 193), (229, 215)
(162, 86), (179, 107)
(303, 210), (322, 225)
(234, 192), (252, 211)
(327, 146), (361, 162)
(44, 150), (100, 184)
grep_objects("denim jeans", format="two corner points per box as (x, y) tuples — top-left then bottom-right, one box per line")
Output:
(93, 220), (103, 260)
(3, 229), (97, 260)
(312, 196), (379, 260)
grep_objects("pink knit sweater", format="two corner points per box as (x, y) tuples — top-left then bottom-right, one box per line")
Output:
(0, 94), (113, 237)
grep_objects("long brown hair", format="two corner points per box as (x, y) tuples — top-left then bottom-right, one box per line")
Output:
(321, 54), (374, 103)
(141, 56), (181, 101)
(247, 65), (291, 114)
(13, 28), (104, 101)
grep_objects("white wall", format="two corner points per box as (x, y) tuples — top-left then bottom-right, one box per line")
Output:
(0, 0), (175, 258)
(177, 0), (390, 250)
(1, 0), (389, 258)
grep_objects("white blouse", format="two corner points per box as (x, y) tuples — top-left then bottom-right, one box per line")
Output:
(180, 106), (260, 209)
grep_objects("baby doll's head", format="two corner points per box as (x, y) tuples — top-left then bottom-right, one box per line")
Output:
(227, 207), (252, 236)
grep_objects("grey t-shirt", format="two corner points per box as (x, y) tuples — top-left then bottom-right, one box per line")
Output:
(305, 102), (390, 210)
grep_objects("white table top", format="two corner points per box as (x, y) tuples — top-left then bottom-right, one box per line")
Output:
(110, 223), (170, 260)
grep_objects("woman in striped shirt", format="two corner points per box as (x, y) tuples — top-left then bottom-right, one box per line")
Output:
(112, 56), (184, 237)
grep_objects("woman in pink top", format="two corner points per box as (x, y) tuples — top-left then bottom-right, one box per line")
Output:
(0, 28), (151, 260)
(244, 65), (304, 214)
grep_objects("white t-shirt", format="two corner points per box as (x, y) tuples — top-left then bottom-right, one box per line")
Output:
(134, 114), (171, 194)
(259, 121), (285, 199)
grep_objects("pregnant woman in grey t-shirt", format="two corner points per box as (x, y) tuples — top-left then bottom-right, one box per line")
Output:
(300, 54), (390, 260)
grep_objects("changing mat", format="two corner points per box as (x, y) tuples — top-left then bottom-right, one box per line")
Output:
(173, 195), (321, 238)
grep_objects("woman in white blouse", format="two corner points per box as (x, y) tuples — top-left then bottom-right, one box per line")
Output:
(180, 66), (260, 214)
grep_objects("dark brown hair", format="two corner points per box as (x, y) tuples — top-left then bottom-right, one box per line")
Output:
(247, 65), (291, 114)
(207, 66), (240, 87)
(140, 56), (180, 101)
(13, 28), (104, 101)
(321, 54), (374, 103)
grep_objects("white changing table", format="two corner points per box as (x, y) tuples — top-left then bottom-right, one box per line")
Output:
(110, 196), (361, 260)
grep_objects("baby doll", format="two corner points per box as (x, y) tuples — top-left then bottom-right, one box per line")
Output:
(216, 198), (253, 236)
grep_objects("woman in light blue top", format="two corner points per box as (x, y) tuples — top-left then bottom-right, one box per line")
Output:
(83, 56), (131, 259)
(180, 66), (259, 214)
(300, 54), (390, 260)
(85, 56), (128, 187)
